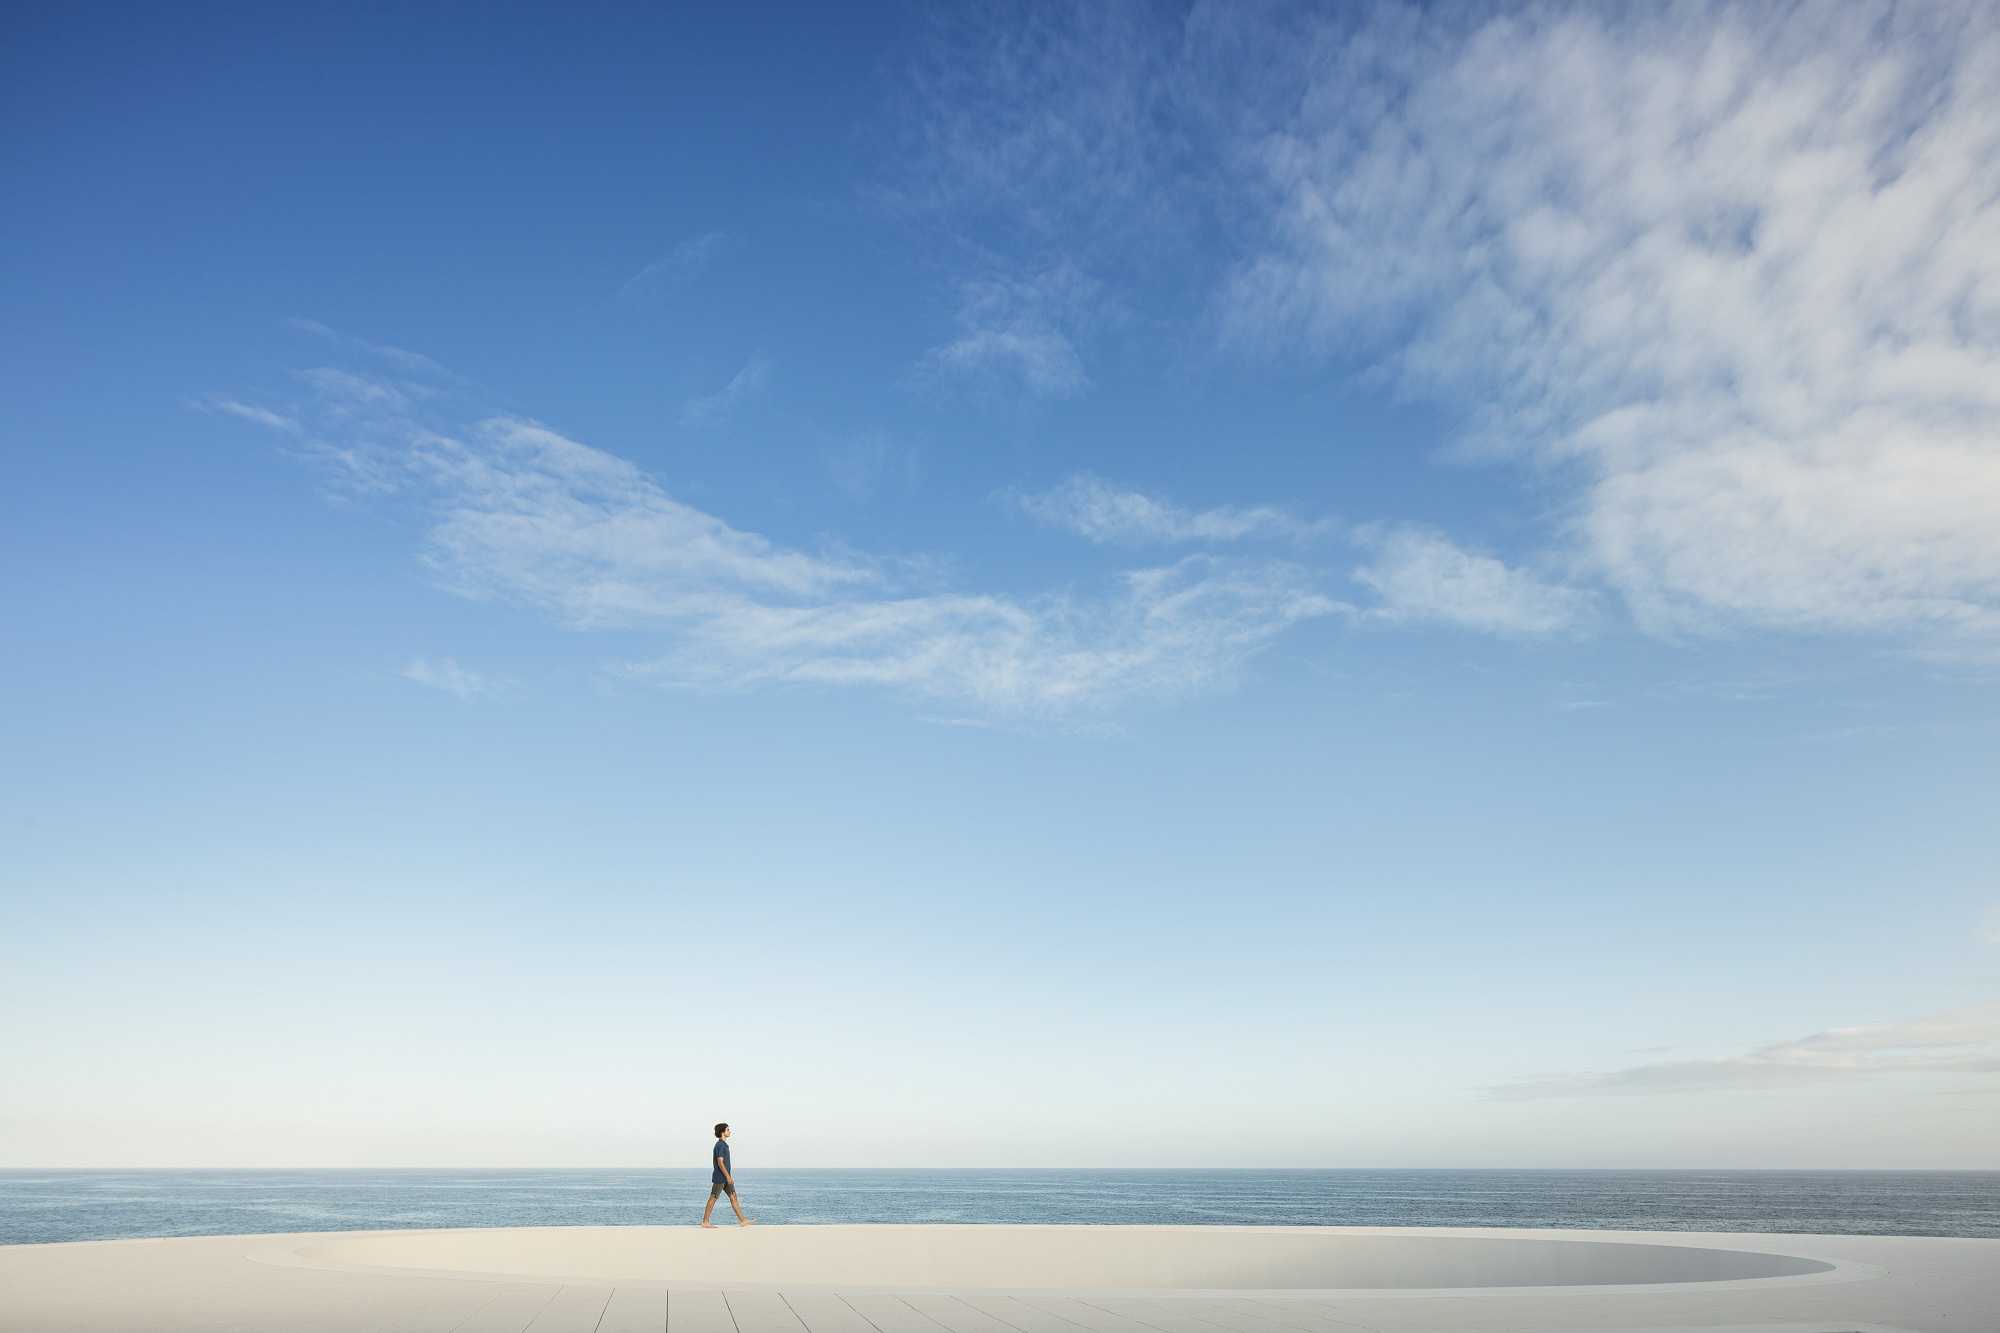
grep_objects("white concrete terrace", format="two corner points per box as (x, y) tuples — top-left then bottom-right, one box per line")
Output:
(0, 1223), (1991, 1332)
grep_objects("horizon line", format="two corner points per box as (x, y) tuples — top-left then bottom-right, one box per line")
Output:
(6, 1165), (1997, 1173)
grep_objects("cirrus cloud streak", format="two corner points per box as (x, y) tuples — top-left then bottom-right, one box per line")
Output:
(219, 361), (1346, 714)
(1489, 1005), (2000, 1099)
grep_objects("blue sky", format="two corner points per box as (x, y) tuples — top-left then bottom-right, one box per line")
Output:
(4, 2), (1998, 1168)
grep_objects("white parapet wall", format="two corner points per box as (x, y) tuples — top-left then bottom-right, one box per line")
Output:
(2, 1225), (1995, 1332)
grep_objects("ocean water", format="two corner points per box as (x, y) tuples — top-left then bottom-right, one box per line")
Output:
(2, 1168), (1996, 1246)
(11, 1160), (2000, 1248)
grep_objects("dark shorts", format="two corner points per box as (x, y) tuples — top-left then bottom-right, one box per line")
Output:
(709, 1181), (737, 1199)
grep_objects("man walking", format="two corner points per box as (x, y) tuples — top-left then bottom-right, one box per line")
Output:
(701, 1122), (751, 1227)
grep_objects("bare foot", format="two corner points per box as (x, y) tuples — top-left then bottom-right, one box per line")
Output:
(700, 1221), (717, 1228)
(739, 1218), (755, 1227)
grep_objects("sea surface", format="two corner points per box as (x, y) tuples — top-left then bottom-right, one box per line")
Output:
(3, 1169), (1997, 1246)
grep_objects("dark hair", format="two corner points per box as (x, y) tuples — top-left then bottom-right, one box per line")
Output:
(714, 1122), (729, 1138)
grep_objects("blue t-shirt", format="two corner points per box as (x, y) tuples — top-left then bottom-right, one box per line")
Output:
(712, 1139), (731, 1184)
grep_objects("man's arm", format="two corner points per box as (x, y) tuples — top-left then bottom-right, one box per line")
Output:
(717, 1154), (733, 1186)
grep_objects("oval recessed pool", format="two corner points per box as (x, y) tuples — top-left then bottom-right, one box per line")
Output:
(280, 1224), (1839, 1291)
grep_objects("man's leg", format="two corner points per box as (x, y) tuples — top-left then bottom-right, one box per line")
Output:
(726, 1186), (751, 1226)
(701, 1185), (720, 1227)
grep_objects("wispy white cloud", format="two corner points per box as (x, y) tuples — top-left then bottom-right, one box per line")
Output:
(198, 396), (300, 434)
(298, 366), (412, 413)
(286, 317), (455, 380)
(1224, 3), (2000, 647)
(889, 7), (1196, 255)
(1013, 473), (1332, 546)
(681, 352), (771, 427)
(922, 326), (1087, 399)
(1491, 1005), (2000, 1099)
(195, 382), (405, 494)
(400, 657), (503, 701)
(618, 231), (729, 301)
(250, 357), (1341, 714)
(917, 268), (1097, 400)
(622, 555), (1340, 712)
(1353, 526), (1592, 636)
(891, 8), (1186, 405)
(419, 414), (875, 623)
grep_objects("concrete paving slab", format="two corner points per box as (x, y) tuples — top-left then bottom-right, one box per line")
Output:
(1012, 1294), (1178, 1333)
(902, 1292), (1027, 1333)
(1086, 1296), (1246, 1333)
(726, 1288), (809, 1333)
(843, 1293), (949, 1333)
(525, 1286), (614, 1332)
(778, 1291), (881, 1333)
(670, 1288), (738, 1333)
(955, 1292), (1109, 1333)
(453, 1283), (565, 1333)
(598, 1288), (670, 1333)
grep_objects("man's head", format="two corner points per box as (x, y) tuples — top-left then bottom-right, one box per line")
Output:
(714, 1122), (730, 1140)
